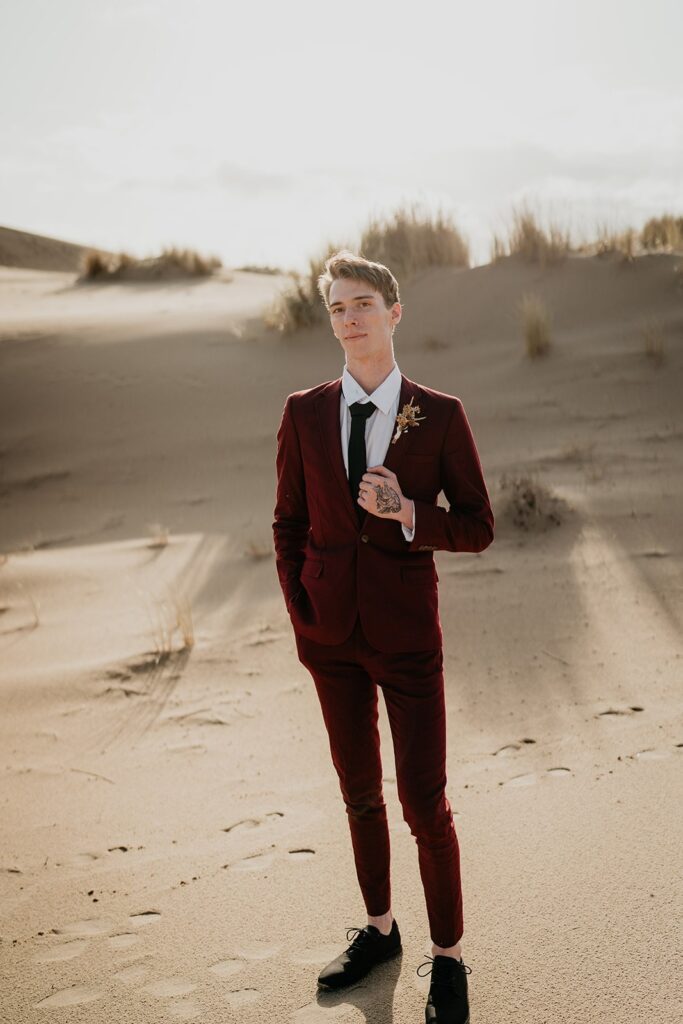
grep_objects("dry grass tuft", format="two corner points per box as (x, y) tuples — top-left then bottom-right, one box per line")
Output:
(265, 245), (343, 333)
(79, 246), (221, 282)
(499, 474), (567, 531)
(490, 233), (507, 263)
(491, 205), (572, 266)
(591, 224), (638, 262)
(518, 292), (552, 358)
(359, 203), (470, 279)
(578, 213), (683, 260)
(267, 203), (470, 334)
(170, 590), (195, 649)
(640, 215), (683, 252)
(81, 250), (114, 278)
(642, 318), (665, 366)
(146, 588), (195, 659)
(236, 264), (283, 275)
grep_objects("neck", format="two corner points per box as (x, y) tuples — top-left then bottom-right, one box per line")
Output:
(345, 350), (396, 396)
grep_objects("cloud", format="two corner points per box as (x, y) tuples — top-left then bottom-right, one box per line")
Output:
(214, 162), (294, 196)
(114, 161), (297, 197)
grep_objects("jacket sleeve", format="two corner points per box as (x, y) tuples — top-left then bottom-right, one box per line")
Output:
(407, 398), (494, 553)
(272, 395), (310, 609)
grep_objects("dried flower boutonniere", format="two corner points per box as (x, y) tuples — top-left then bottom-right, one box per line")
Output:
(391, 395), (426, 444)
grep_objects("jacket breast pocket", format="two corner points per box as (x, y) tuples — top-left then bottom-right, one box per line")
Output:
(404, 452), (439, 492)
(401, 565), (438, 585)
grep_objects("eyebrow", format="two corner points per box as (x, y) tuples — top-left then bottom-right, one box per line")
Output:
(329, 294), (375, 310)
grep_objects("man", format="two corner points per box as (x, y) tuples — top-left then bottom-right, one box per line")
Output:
(272, 250), (494, 1024)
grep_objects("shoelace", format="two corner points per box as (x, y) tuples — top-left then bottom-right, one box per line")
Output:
(344, 925), (383, 960)
(416, 954), (472, 987)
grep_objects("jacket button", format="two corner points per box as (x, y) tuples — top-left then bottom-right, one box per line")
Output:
(360, 534), (369, 543)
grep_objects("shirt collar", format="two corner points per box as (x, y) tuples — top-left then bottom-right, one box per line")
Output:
(341, 363), (401, 416)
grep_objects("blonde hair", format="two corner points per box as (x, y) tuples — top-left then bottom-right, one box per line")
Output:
(317, 249), (400, 310)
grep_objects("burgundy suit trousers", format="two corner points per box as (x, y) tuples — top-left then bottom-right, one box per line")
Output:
(295, 612), (463, 948)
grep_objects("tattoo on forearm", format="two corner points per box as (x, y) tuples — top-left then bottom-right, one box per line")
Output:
(374, 483), (401, 514)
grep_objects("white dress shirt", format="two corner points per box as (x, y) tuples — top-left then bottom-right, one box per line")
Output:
(340, 362), (416, 542)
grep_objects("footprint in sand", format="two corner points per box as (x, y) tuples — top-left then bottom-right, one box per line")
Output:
(225, 988), (261, 1008)
(166, 998), (203, 1019)
(293, 1003), (350, 1021)
(128, 910), (162, 927)
(290, 944), (347, 967)
(141, 977), (197, 997)
(222, 810), (284, 834)
(65, 845), (140, 868)
(503, 773), (537, 787)
(288, 848), (315, 861)
(596, 706), (644, 718)
(503, 767), (572, 787)
(68, 851), (102, 866)
(114, 961), (151, 985)
(52, 917), (115, 937)
(108, 932), (139, 950)
(169, 742), (207, 755)
(208, 958), (246, 979)
(33, 940), (88, 963)
(223, 817), (261, 834)
(230, 850), (277, 872)
(230, 841), (313, 872)
(493, 738), (537, 757)
(493, 743), (521, 757)
(34, 985), (104, 1007)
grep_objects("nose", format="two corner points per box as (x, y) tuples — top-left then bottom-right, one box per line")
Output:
(344, 309), (358, 327)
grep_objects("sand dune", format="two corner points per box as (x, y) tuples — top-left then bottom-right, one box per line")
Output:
(0, 225), (107, 273)
(1, 243), (681, 1023)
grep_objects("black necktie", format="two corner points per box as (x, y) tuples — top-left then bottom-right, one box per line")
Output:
(348, 400), (377, 524)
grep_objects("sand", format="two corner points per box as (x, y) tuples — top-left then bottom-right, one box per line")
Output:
(1, 241), (682, 1023)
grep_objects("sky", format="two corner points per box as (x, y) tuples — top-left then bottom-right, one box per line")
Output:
(1, 0), (682, 269)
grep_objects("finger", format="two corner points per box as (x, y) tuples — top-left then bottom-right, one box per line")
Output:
(367, 465), (390, 475)
(362, 470), (396, 484)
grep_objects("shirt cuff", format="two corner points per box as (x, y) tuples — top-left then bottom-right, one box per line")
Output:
(401, 501), (416, 542)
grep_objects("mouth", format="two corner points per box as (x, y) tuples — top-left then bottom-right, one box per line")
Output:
(345, 333), (366, 341)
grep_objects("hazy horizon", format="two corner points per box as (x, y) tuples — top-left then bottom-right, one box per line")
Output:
(2, 0), (682, 270)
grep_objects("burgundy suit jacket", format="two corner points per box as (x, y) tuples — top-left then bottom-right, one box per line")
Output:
(272, 372), (494, 653)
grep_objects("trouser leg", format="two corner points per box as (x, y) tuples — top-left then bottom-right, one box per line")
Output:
(371, 642), (463, 948)
(295, 624), (391, 917)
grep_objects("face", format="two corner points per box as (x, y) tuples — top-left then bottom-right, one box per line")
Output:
(327, 277), (401, 361)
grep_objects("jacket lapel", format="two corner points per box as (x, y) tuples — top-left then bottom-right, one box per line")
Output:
(380, 374), (420, 482)
(316, 378), (359, 529)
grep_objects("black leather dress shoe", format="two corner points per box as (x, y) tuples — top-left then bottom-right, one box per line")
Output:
(417, 954), (472, 1023)
(317, 919), (402, 990)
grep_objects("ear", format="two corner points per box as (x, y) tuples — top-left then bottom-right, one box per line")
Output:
(390, 301), (402, 328)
